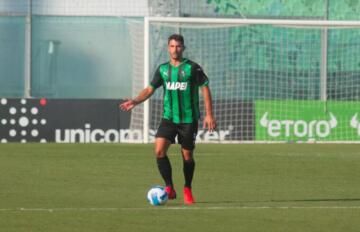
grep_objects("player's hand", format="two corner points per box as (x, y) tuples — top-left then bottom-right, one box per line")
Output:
(203, 115), (216, 132)
(119, 99), (136, 111)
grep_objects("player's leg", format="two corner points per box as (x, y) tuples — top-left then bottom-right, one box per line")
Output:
(181, 148), (196, 204)
(181, 148), (195, 189)
(155, 119), (177, 199)
(155, 137), (173, 187)
(177, 121), (198, 204)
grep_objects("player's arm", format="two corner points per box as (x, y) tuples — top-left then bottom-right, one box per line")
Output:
(120, 66), (162, 111)
(193, 63), (216, 132)
(119, 86), (154, 111)
(201, 86), (216, 132)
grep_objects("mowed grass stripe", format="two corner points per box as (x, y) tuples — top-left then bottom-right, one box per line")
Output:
(1, 144), (360, 232)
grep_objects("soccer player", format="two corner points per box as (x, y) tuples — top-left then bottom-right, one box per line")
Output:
(120, 34), (216, 205)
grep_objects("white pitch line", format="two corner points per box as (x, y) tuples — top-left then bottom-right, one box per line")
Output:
(1, 206), (360, 212)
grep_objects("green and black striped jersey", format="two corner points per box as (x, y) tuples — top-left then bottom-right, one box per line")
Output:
(150, 59), (209, 124)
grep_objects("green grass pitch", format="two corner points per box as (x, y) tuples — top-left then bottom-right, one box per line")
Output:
(1, 143), (360, 232)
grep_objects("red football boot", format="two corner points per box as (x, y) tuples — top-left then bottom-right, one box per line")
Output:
(183, 187), (195, 205)
(165, 186), (177, 200)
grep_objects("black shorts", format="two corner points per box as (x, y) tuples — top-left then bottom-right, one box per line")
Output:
(155, 118), (198, 150)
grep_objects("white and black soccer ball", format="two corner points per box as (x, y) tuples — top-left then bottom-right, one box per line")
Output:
(147, 185), (168, 206)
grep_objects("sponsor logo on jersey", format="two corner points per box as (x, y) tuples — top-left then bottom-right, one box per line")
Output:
(166, 82), (188, 90)
(162, 70), (169, 77)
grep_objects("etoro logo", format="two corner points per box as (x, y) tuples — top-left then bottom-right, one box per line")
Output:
(260, 112), (337, 138)
(350, 113), (360, 135)
(0, 98), (48, 143)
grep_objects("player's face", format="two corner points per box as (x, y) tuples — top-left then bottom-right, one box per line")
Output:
(168, 40), (184, 60)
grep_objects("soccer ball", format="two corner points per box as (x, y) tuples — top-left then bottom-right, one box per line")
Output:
(147, 185), (168, 206)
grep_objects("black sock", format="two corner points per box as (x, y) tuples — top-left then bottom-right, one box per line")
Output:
(183, 159), (195, 188)
(156, 156), (173, 187)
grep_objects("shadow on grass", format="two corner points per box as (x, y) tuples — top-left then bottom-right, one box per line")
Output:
(271, 198), (360, 203)
(195, 198), (360, 204)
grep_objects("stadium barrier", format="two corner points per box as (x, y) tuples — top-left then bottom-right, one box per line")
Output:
(1, 98), (360, 143)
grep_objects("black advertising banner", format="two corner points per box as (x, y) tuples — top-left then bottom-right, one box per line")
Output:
(0, 98), (255, 143)
(0, 98), (130, 143)
(206, 100), (254, 141)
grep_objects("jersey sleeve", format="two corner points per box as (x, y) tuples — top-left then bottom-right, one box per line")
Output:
(149, 66), (163, 89)
(192, 64), (209, 87)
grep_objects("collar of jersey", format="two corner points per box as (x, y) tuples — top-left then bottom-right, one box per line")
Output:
(169, 58), (187, 68)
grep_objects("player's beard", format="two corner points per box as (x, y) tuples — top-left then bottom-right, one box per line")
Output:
(171, 52), (182, 60)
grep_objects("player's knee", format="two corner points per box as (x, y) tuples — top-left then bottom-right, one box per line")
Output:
(181, 150), (193, 161)
(183, 156), (193, 162)
(154, 148), (166, 158)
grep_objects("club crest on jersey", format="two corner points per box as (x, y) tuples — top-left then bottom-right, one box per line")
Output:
(180, 70), (186, 77)
(166, 82), (188, 90)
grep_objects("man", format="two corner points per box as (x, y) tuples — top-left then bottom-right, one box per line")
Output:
(120, 34), (216, 205)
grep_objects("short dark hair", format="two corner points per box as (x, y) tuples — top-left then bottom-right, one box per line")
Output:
(168, 34), (184, 45)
